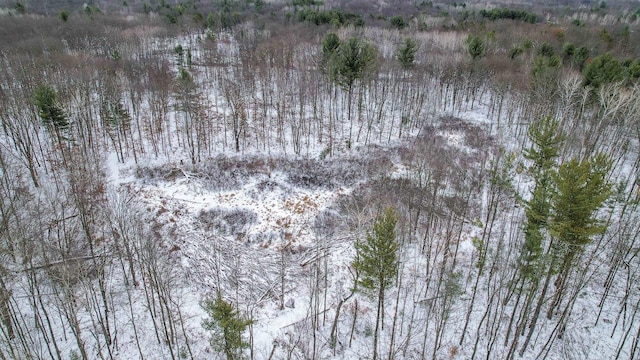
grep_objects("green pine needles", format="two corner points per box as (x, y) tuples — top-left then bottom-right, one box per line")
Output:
(202, 293), (252, 360)
(353, 208), (399, 295)
(467, 35), (485, 61)
(33, 85), (69, 132)
(510, 117), (613, 354)
(397, 38), (418, 69)
(518, 116), (612, 283)
(321, 33), (377, 92)
(550, 153), (612, 264)
(353, 207), (399, 360)
(520, 117), (565, 281)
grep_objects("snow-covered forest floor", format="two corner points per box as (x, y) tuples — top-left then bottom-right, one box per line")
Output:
(2, 2), (640, 359)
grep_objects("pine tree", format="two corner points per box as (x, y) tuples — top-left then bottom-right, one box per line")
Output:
(33, 85), (69, 133)
(518, 152), (612, 353)
(467, 35), (485, 61)
(327, 37), (377, 144)
(329, 37), (377, 91)
(321, 32), (341, 75)
(322, 33), (341, 59)
(509, 117), (565, 357)
(202, 293), (252, 360)
(396, 38), (418, 69)
(551, 154), (612, 253)
(353, 208), (399, 360)
(520, 117), (565, 281)
(582, 53), (623, 88)
(547, 154), (612, 316)
(524, 117), (565, 178)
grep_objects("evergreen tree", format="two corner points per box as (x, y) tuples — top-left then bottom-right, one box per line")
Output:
(321, 32), (341, 73)
(33, 85), (68, 131)
(561, 42), (575, 60)
(389, 15), (407, 29)
(524, 117), (564, 174)
(573, 46), (589, 70)
(510, 118), (565, 358)
(545, 153), (612, 318)
(327, 36), (377, 143)
(322, 32), (341, 58)
(329, 37), (377, 91)
(537, 42), (555, 57)
(531, 55), (561, 80)
(59, 10), (69, 22)
(467, 35), (485, 60)
(520, 117), (565, 281)
(582, 53), (623, 88)
(353, 208), (399, 360)
(202, 293), (252, 360)
(396, 38), (418, 69)
(550, 154), (612, 274)
(33, 85), (69, 143)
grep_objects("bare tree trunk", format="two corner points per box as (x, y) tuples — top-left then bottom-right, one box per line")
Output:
(387, 269), (403, 360)
(372, 285), (383, 360)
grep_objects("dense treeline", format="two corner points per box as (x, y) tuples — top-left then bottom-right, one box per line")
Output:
(296, 8), (364, 26)
(478, 7), (538, 23)
(1, 1), (640, 359)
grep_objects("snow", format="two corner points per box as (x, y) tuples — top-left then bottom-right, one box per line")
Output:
(26, 94), (635, 359)
(148, 170), (343, 248)
(3, 19), (640, 360)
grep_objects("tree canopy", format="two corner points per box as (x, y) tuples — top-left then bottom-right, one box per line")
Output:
(33, 85), (69, 132)
(397, 38), (418, 69)
(353, 208), (399, 295)
(468, 35), (485, 61)
(202, 294), (252, 360)
(328, 37), (377, 90)
(582, 53), (624, 88)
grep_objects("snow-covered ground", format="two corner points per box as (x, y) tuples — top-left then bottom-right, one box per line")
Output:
(2, 15), (639, 359)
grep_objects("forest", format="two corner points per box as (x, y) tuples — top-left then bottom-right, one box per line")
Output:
(1, 0), (640, 359)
